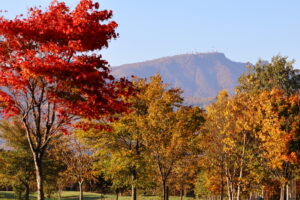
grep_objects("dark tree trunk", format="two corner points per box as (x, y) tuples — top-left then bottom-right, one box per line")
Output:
(162, 180), (169, 200)
(24, 183), (30, 200)
(132, 141), (139, 200)
(33, 152), (44, 200)
(116, 190), (119, 200)
(166, 186), (169, 200)
(162, 180), (167, 200)
(180, 185), (184, 200)
(132, 172), (137, 200)
(220, 181), (224, 200)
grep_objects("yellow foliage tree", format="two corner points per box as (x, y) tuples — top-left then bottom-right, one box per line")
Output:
(201, 91), (264, 200)
(137, 74), (205, 200)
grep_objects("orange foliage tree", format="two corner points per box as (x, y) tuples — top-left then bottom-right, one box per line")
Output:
(252, 90), (300, 200)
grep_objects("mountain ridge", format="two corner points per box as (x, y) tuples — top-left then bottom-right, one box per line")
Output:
(112, 52), (248, 105)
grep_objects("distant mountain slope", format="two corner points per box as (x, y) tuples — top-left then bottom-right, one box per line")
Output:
(112, 53), (248, 105)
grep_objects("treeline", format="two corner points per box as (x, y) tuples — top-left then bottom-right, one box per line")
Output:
(1, 55), (300, 200)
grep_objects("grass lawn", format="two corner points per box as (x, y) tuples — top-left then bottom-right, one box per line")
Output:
(0, 191), (195, 200)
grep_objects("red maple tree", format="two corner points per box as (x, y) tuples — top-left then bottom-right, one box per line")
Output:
(0, 1), (131, 199)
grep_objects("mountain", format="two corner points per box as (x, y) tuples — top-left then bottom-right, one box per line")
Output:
(112, 52), (248, 105)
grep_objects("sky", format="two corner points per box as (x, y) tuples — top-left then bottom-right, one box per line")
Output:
(1, 0), (300, 67)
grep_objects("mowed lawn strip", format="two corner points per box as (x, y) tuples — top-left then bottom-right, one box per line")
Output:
(0, 191), (195, 200)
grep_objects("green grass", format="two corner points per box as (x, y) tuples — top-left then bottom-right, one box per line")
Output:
(0, 191), (195, 200)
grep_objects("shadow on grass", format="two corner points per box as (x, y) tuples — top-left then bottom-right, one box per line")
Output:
(1, 192), (182, 200)
(0, 192), (16, 199)
(58, 196), (105, 200)
(0, 192), (105, 200)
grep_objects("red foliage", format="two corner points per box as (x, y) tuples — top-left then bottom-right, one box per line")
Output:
(0, 0), (132, 127)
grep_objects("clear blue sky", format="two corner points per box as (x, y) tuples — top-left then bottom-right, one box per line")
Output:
(2, 0), (300, 67)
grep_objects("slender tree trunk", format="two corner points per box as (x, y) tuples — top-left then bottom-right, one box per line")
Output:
(286, 183), (289, 200)
(116, 190), (119, 200)
(79, 181), (84, 200)
(220, 160), (224, 200)
(166, 186), (169, 200)
(24, 183), (30, 200)
(180, 184), (184, 200)
(225, 163), (234, 200)
(226, 175), (233, 200)
(131, 184), (137, 200)
(58, 189), (62, 200)
(280, 183), (285, 200)
(226, 177), (231, 200)
(33, 152), (44, 200)
(162, 179), (168, 200)
(236, 133), (246, 200)
(132, 140), (140, 200)
(132, 173), (137, 200)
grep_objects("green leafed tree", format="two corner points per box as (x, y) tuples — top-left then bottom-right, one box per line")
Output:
(0, 119), (68, 200)
(0, 120), (35, 200)
(237, 56), (300, 95)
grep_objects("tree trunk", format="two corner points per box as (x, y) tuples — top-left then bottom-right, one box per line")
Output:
(280, 183), (285, 200)
(132, 184), (137, 200)
(79, 181), (84, 200)
(226, 176), (233, 200)
(58, 189), (62, 200)
(116, 191), (119, 200)
(24, 183), (30, 200)
(162, 180), (168, 200)
(33, 152), (44, 200)
(132, 173), (137, 200)
(166, 186), (169, 200)
(220, 161), (224, 200)
(286, 183), (289, 200)
(180, 184), (184, 200)
(236, 133), (246, 200)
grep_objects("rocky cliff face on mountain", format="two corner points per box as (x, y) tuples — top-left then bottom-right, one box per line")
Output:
(112, 52), (248, 105)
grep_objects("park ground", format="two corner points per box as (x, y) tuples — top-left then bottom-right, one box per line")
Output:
(0, 191), (195, 200)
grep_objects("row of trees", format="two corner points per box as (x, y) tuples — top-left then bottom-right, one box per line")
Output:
(77, 74), (205, 200)
(1, 50), (300, 200)
(0, 74), (205, 200)
(0, 1), (300, 200)
(74, 56), (300, 200)
(3, 55), (298, 200)
(199, 56), (300, 200)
